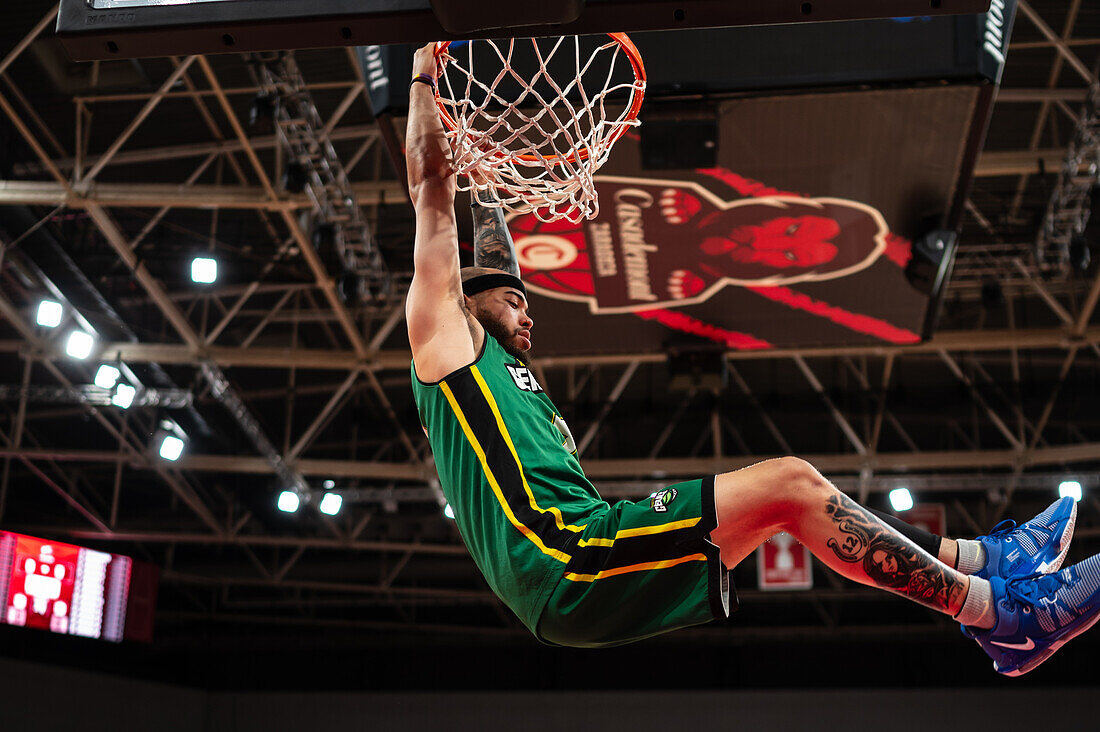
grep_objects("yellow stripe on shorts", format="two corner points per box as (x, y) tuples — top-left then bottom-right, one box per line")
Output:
(563, 553), (708, 583)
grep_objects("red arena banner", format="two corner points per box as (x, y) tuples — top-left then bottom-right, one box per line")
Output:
(513, 178), (888, 313)
(509, 169), (920, 352)
(757, 531), (813, 591)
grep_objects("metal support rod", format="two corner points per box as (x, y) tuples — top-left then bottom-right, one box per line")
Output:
(649, 388), (696, 459)
(1027, 346), (1080, 453)
(128, 153), (220, 253)
(727, 364), (793, 454)
(12, 124), (380, 178)
(1074, 266), (1100, 337)
(274, 545), (308, 582)
(0, 352), (31, 521)
(1012, 259), (1075, 325)
(82, 57), (199, 183)
(287, 370), (359, 461)
(0, 7), (56, 77)
(792, 356), (867, 455)
(710, 396), (723, 459)
(937, 351), (1023, 451)
(867, 354), (896, 456)
(109, 411), (128, 529)
(0, 88), (71, 188)
(1017, 0), (1096, 84)
(1007, 0), (1084, 219)
(1, 73), (66, 158)
(577, 360), (641, 457)
(204, 240), (300, 346)
(363, 368), (421, 463)
(240, 287), (298, 348)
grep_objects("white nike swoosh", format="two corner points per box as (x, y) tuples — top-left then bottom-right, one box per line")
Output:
(991, 638), (1036, 651)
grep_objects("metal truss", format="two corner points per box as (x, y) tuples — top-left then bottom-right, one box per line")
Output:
(1034, 77), (1100, 275)
(249, 51), (390, 303)
(0, 384), (192, 408)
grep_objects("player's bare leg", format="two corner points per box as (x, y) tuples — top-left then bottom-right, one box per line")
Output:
(710, 457), (974, 618)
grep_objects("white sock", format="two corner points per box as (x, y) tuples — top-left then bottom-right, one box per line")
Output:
(955, 576), (996, 629)
(956, 539), (987, 575)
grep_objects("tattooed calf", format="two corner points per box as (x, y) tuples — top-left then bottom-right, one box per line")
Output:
(824, 494), (965, 612)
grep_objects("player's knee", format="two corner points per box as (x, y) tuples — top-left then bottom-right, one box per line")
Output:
(738, 456), (832, 504)
(775, 456), (831, 498)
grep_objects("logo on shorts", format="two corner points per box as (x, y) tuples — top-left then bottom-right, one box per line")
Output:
(649, 488), (678, 513)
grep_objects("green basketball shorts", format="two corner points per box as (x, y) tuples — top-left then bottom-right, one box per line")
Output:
(536, 476), (734, 648)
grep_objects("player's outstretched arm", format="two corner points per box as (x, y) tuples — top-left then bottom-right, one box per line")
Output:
(405, 44), (478, 381)
(471, 190), (521, 276)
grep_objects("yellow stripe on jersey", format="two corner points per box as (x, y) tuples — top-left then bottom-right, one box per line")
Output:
(440, 381), (570, 564)
(563, 553), (708, 583)
(470, 365), (586, 534)
(576, 517), (700, 547)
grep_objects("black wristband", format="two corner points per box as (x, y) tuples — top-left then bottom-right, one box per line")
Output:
(410, 74), (437, 93)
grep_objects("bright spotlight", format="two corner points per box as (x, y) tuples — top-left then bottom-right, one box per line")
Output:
(889, 487), (914, 512)
(322, 479), (335, 489)
(36, 300), (63, 328)
(158, 434), (185, 461)
(190, 257), (218, 284)
(1059, 480), (1083, 502)
(111, 383), (136, 409)
(277, 490), (300, 513)
(65, 331), (95, 360)
(443, 504), (456, 520)
(319, 492), (343, 516)
(94, 364), (120, 389)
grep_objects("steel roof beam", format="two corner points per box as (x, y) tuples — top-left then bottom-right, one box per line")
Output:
(3, 442), (1098, 479)
(3, 325), (1098, 372)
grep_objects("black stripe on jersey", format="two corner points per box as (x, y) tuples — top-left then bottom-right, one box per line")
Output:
(565, 525), (704, 578)
(443, 367), (575, 558)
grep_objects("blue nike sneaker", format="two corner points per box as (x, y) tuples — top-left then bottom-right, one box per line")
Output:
(974, 496), (1077, 581)
(963, 554), (1100, 676)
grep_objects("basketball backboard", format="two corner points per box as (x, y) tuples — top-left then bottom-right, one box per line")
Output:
(57, 0), (991, 61)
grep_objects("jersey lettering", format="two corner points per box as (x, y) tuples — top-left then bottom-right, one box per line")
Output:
(506, 363), (543, 393)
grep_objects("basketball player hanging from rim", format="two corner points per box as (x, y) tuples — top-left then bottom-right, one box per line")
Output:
(405, 42), (1100, 676)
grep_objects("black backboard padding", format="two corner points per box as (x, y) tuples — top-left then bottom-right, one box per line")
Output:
(58, 0), (990, 61)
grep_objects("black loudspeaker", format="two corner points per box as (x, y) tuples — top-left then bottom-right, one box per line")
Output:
(248, 93), (276, 134)
(905, 228), (957, 297)
(429, 0), (584, 34)
(281, 162), (307, 194)
(641, 118), (719, 170)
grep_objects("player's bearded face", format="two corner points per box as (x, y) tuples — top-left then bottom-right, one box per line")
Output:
(470, 289), (533, 361)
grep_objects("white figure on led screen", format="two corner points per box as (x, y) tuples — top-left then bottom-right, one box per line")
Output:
(7, 545), (72, 633)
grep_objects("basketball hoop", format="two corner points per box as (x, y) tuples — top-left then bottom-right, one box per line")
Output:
(434, 34), (645, 223)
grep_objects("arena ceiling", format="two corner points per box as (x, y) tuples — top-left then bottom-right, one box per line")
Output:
(0, 0), (1098, 689)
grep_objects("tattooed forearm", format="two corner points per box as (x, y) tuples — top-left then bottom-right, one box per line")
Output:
(472, 191), (520, 276)
(824, 493), (967, 612)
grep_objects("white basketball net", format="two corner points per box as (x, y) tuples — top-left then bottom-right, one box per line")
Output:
(436, 35), (645, 224)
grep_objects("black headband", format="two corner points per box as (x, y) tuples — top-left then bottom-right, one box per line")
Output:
(462, 273), (527, 298)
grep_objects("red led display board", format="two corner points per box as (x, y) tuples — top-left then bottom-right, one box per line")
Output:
(0, 531), (157, 643)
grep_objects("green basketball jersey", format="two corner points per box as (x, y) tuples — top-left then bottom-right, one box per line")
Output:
(411, 335), (607, 633)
